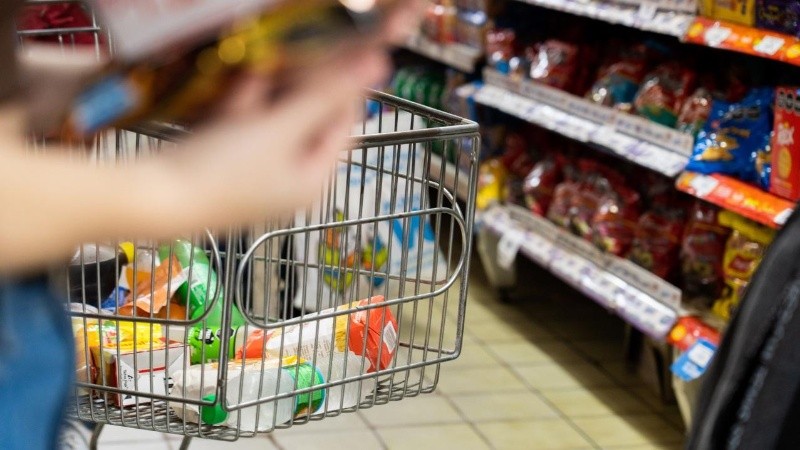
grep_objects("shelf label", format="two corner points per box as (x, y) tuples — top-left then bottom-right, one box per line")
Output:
(754, 35), (786, 56)
(704, 25), (733, 47)
(688, 173), (720, 197)
(497, 230), (525, 270)
(671, 339), (717, 381)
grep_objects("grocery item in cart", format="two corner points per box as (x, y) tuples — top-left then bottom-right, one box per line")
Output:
(17, 2), (98, 46)
(712, 211), (775, 321)
(756, 0), (800, 37)
(68, 244), (121, 305)
(171, 357), (325, 432)
(119, 255), (186, 316)
(158, 240), (246, 364)
(686, 87), (774, 184)
(771, 87), (800, 200)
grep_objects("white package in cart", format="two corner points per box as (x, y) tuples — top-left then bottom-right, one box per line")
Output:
(292, 111), (448, 312)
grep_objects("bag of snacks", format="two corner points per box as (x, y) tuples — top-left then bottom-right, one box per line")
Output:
(586, 44), (649, 111)
(634, 63), (697, 128)
(523, 155), (564, 216)
(680, 203), (731, 299)
(527, 40), (582, 92)
(628, 209), (685, 279)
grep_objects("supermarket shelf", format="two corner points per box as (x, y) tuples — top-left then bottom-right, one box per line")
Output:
(482, 204), (682, 340)
(429, 153), (472, 202)
(473, 68), (693, 177)
(512, 0), (695, 37)
(676, 171), (795, 229)
(403, 34), (483, 73)
(684, 17), (800, 67)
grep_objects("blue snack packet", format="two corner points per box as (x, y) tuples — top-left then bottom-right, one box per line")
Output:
(686, 88), (774, 183)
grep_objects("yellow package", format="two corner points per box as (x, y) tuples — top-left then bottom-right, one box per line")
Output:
(476, 159), (509, 211)
(712, 211), (775, 321)
(710, 0), (756, 26)
(83, 320), (164, 351)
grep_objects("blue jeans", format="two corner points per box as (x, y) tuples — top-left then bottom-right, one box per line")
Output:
(0, 278), (74, 450)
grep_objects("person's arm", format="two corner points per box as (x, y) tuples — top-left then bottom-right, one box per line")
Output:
(0, 50), (389, 275)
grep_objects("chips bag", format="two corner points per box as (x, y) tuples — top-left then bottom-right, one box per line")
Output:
(680, 203), (731, 300)
(634, 63), (697, 128)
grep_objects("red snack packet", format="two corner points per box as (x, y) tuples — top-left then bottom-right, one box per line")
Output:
(634, 62), (697, 128)
(500, 133), (536, 178)
(628, 210), (685, 279)
(527, 40), (582, 92)
(548, 181), (580, 229)
(17, 3), (100, 46)
(680, 202), (730, 299)
(593, 186), (641, 256)
(523, 155), (564, 216)
(348, 296), (398, 372)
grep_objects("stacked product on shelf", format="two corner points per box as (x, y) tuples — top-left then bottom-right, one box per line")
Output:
(421, 0), (502, 52)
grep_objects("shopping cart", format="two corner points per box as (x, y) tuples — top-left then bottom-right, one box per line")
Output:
(17, 2), (480, 448)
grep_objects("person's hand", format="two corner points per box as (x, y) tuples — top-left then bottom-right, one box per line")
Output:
(172, 48), (390, 225)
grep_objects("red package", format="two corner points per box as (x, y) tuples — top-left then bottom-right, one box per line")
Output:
(628, 210), (685, 279)
(593, 186), (641, 256)
(548, 181), (580, 229)
(586, 44), (649, 111)
(486, 28), (517, 66)
(668, 317), (721, 352)
(527, 40), (582, 92)
(17, 3), (99, 46)
(680, 202), (730, 299)
(523, 155), (564, 216)
(500, 133), (536, 178)
(677, 87), (714, 137)
(634, 63), (697, 128)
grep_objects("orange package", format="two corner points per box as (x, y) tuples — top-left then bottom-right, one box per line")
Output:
(120, 255), (186, 316)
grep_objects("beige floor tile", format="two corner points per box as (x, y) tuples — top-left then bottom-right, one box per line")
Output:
(486, 341), (584, 365)
(379, 424), (490, 450)
(467, 320), (558, 344)
(604, 444), (685, 450)
(601, 362), (647, 387)
(448, 340), (502, 368)
(275, 430), (383, 450)
(359, 394), (463, 427)
(450, 391), (559, 422)
(541, 387), (650, 418)
(437, 365), (528, 395)
(513, 362), (617, 391)
(476, 419), (594, 450)
(572, 414), (684, 447)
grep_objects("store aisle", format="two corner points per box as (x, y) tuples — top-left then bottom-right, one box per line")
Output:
(101, 257), (686, 450)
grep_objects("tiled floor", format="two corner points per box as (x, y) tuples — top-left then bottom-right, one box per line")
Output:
(97, 258), (686, 449)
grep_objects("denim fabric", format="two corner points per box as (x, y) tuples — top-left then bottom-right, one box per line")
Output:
(0, 278), (73, 450)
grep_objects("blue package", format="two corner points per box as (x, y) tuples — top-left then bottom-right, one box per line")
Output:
(686, 88), (775, 183)
(100, 286), (129, 311)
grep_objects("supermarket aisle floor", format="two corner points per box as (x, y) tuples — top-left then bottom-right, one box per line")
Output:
(99, 257), (686, 450)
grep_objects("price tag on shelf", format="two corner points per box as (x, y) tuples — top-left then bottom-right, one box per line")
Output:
(775, 208), (794, 227)
(671, 339), (718, 381)
(754, 35), (786, 56)
(688, 174), (720, 198)
(704, 25), (733, 47)
(497, 230), (525, 270)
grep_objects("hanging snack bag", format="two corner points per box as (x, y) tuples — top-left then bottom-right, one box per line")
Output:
(686, 87), (774, 183)
(680, 202), (731, 300)
(634, 63), (697, 128)
(712, 211), (775, 321)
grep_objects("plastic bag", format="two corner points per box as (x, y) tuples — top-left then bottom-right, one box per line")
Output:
(634, 63), (697, 128)
(680, 202), (730, 299)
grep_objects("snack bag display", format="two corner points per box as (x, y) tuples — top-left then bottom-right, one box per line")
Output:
(593, 187), (641, 256)
(770, 87), (800, 200)
(686, 88), (774, 183)
(756, 0), (800, 37)
(586, 45), (648, 111)
(712, 211), (775, 321)
(634, 63), (697, 128)
(680, 203), (731, 299)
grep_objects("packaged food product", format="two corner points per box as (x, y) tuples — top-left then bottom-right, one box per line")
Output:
(628, 210), (685, 279)
(634, 63), (697, 128)
(686, 88), (774, 183)
(712, 211), (775, 320)
(593, 187), (641, 256)
(770, 87), (800, 200)
(680, 203), (730, 299)
(171, 357), (325, 431)
(527, 40), (582, 92)
(486, 28), (517, 73)
(120, 255), (186, 316)
(499, 133), (535, 178)
(522, 155), (563, 216)
(476, 158), (509, 210)
(712, 0), (757, 26)
(668, 317), (721, 352)
(17, 2), (99, 46)
(68, 244), (121, 305)
(586, 45), (648, 110)
(756, 0), (800, 37)
(677, 88), (714, 137)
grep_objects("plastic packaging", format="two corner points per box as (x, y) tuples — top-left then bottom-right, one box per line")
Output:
(680, 203), (731, 299)
(171, 357), (325, 432)
(634, 63), (697, 128)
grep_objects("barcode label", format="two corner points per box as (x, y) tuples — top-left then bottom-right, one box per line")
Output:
(383, 324), (398, 353)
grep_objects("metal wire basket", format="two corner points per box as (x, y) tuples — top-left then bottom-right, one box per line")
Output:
(17, 2), (480, 448)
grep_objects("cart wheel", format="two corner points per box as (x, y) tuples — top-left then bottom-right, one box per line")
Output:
(498, 288), (513, 304)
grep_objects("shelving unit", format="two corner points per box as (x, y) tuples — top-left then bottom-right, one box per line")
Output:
(480, 204), (682, 340)
(402, 34), (483, 73)
(472, 68), (693, 177)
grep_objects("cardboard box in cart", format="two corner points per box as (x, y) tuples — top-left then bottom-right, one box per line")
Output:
(92, 340), (186, 407)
